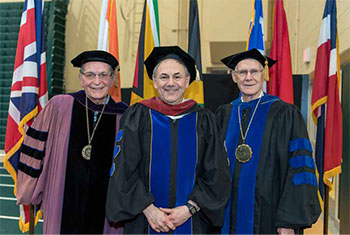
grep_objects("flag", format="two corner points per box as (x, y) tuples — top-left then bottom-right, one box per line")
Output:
(311, 0), (342, 206)
(130, 0), (160, 105)
(246, 0), (265, 55)
(185, 0), (204, 105)
(268, 0), (294, 104)
(4, 0), (48, 232)
(246, 0), (267, 91)
(98, 0), (121, 102)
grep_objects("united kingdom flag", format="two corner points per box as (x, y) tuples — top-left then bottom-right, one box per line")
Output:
(4, 0), (48, 232)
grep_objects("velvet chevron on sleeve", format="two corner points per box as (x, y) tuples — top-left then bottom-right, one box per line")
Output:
(17, 91), (126, 234)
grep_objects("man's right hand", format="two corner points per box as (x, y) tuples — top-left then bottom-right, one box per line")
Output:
(143, 204), (176, 233)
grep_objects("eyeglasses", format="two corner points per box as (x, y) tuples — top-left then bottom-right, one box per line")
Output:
(233, 69), (263, 78)
(80, 71), (113, 80)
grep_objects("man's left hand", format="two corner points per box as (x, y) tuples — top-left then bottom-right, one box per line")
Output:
(277, 227), (295, 235)
(159, 206), (191, 227)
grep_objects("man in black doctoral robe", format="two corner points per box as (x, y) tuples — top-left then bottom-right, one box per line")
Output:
(106, 46), (231, 234)
(216, 49), (321, 234)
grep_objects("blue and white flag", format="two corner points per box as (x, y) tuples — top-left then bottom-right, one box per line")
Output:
(246, 0), (265, 55)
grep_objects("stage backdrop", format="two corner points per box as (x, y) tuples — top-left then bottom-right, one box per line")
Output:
(120, 73), (308, 115)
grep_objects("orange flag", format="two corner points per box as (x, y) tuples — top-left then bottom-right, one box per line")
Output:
(98, 0), (121, 102)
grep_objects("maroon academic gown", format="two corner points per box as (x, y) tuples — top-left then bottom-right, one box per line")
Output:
(17, 91), (127, 234)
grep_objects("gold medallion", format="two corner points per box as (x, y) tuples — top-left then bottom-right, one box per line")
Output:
(83, 95), (107, 161)
(235, 144), (252, 163)
(82, 144), (92, 160)
(236, 97), (262, 163)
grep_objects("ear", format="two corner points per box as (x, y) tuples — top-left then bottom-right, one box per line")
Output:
(185, 75), (190, 88)
(79, 73), (84, 87)
(231, 71), (237, 83)
(110, 72), (116, 87)
(153, 75), (158, 89)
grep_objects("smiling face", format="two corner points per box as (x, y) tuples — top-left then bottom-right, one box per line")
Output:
(79, 61), (114, 104)
(232, 58), (264, 102)
(153, 58), (190, 105)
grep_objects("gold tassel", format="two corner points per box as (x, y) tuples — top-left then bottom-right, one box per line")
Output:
(115, 65), (120, 88)
(264, 59), (269, 81)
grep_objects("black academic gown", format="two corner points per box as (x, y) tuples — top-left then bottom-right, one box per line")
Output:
(216, 95), (321, 234)
(106, 98), (231, 234)
(60, 91), (128, 234)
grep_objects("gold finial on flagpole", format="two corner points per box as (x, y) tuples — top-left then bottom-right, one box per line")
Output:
(195, 64), (200, 82)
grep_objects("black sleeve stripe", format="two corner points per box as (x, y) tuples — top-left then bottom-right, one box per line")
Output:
(21, 144), (45, 160)
(26, 127), (48, 141)
(18, 162), (43, 178)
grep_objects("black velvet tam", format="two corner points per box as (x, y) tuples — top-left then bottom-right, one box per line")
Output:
(144, 46), (196, 83)
(71, 50), (119, 71)
(221, 48), (276, 70)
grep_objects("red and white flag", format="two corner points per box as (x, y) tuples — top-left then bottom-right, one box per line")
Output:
(311, 0), (342, 205)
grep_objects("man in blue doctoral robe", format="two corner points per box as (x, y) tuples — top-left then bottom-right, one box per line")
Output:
(106, 46), (231, 234)
(217, 49), (321, 234)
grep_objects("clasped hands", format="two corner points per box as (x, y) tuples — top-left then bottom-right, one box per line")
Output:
(143, 203), (191, 233)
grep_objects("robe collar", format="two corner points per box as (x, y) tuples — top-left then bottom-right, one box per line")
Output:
(70, 90), (128, 114)
(236, 93), (280, 111)
(240, 91), (264, 103)
(140, 97), (197, 116)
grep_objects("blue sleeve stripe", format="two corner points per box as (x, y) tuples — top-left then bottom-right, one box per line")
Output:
(113, 145), (120, 159)
(116, 129), (123, 142)
(292, 172), (317, 186)
(289, 155), (315, 169)
(110, 163), (115, 176)
(289, 138), (312, 152)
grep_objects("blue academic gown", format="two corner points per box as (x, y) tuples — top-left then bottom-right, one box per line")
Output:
(216, 94), (321, 234)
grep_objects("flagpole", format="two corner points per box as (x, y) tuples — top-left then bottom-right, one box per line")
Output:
(311, 0), (343, 233)
(323, 185), (329, 234)
(29, 205), (35, 234)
